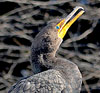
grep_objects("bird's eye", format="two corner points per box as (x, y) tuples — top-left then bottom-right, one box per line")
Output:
(56, 26), (60, 29)
(56, 19), (65, 30)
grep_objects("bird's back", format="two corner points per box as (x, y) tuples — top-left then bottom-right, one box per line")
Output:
(8, 69), (67, 93)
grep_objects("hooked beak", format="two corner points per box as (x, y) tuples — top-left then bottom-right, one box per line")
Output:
(56, 6), (85, 39)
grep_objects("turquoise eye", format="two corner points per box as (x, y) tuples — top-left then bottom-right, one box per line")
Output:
(56, 26), (60, 29)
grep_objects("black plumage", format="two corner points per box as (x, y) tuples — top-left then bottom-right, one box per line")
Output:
(9, 6), (84, 93)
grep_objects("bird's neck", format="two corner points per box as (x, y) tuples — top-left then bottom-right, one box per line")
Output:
(31, 51), (56, 74)
(30, 38), (62, 74)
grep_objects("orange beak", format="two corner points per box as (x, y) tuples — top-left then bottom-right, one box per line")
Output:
(56, 6), (85, 39)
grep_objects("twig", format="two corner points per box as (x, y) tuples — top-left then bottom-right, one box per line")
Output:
(83, 80), (91, 93)
(0, 0), (73, 5)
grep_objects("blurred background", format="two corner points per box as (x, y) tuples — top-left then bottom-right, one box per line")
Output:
(0, 0), (100, 93)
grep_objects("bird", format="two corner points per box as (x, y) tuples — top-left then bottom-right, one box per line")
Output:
(9, 6), (84, 93)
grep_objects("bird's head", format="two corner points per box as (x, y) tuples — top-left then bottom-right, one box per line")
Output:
(32, 6), (84, 55)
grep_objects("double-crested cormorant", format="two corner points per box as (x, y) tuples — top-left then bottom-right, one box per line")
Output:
(9, 6), (84, 93)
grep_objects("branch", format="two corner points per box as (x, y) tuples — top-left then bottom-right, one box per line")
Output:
(0, 0), (73, 5)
